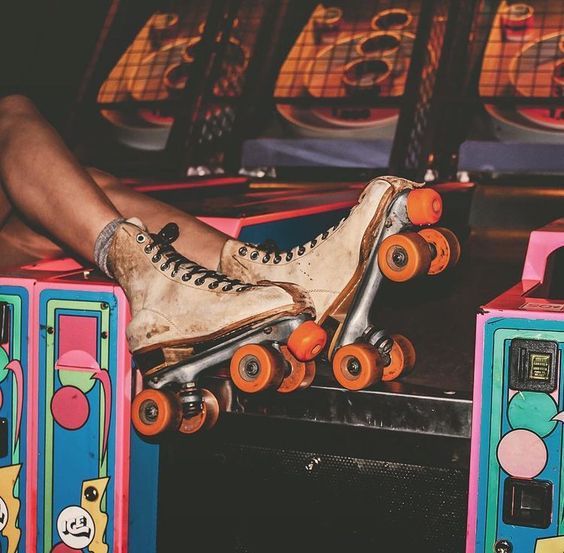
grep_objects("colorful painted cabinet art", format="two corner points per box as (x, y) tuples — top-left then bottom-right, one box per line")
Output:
(468, 219), (564, 553)
(0, 260), (158, 553)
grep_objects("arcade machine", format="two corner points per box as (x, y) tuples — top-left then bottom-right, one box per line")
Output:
(424, 1), (564, 552)
(0, 1), (493, 552)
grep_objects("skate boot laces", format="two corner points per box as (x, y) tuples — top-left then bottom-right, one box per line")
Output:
(140, 222), (253, 291)
(237, 210), (354, 264)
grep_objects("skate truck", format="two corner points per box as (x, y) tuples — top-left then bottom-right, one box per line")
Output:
(328, 186), (460, 391)
(131, 308), (327, 437)
(130, 185), (459, 438)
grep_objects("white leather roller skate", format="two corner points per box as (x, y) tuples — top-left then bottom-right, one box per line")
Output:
(220, 176), (460, 389)
(109, 220), (327, 436)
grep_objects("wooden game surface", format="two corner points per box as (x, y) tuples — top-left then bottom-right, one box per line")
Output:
(479, 1), (564, 139)
(274, 2), (425, 138)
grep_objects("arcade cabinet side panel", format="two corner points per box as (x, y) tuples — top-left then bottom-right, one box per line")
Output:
(469, 311), (564, 553)
(34, 280), (158, 553)
(0, 277), (35, 553)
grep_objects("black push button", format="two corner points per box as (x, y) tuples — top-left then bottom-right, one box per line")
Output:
(0, 302), (9, 345)
(509, 338), (559, 392)
(503, 477), (552, 528)
(0, 418), (7, 458)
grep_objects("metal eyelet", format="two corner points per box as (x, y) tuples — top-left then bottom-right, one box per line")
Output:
(250, 251), (259, 261)
(262, 254), (270, 263)
(321, 231), (329, 240)
(286, 252), (293, 261)
(297, 246), (305, 256)
(152, 254), (161, 263)
(182, 273), (191, 281)
(310, 239), (317, 247)
(144, 244), (153, 254)
(238, 247), (248, 256)
(209, 281), (219, 289)
(136, 234), (146, 243)
(223, 284), (233, 291)
(195, 278), (205, 286)
(171, 270), (178, 277)
(236, 287), (247, 292)
(160, 263), (169, 271)
(274, 255), (281, 264)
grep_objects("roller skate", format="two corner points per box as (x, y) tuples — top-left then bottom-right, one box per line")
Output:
(220, 176), (460, 390)
(109, 220), (327, 437)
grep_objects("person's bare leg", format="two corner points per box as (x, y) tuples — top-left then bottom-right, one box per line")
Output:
(0, 95), (229, 269)
(0, 185), (11, 229)
(0, 95), (120, 261)
(88, 168), (229, 269)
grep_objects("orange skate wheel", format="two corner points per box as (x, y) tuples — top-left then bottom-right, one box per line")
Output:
(230, 344), (285, 393)
(332, 343), (383, 391)
(179, 389), (220, 434)
(383, 334), (416, 381)
(277, 345), (316, 393)
(406, 188), (442, 226)
(377, 232), (432, 282)
(418, 227), (461, 275)
(132, 389), (180, 437)
(287, 320), (327, 362)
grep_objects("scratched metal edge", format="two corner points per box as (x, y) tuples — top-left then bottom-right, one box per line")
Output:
(203, 377), (473, 440)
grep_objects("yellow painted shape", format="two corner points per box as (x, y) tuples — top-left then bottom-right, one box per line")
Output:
(81, 477), (109, 553)
(0, 464), (22, 553)
(536, 536), (564, 553)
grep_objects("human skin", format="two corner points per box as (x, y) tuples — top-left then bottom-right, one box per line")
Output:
(0, 95), (229, 270)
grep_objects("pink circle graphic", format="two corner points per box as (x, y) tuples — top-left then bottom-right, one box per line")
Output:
(497, 429), (547, 478)
(51, 386), (90, 430)
(51, 542), (80, 552)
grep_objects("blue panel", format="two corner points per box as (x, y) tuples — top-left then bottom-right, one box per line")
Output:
(476, 317), (564, 553)
(459, 141), (564, 174)
(239, 209), (349, 250)
(242, 138), (392, 168)
(128, 429), (159, 553)
(0, 285), (29, 553)
(38, 290), (117, 552)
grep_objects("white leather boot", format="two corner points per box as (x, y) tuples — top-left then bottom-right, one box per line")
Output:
(108, 220), (324, 373)
(219, 176), (430, 323)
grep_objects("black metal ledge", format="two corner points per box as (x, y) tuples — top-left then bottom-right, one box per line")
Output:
(205, 376), (472, 440)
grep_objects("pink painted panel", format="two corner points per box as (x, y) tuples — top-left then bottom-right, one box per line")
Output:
(197, 216), (242, 238)
(522, 218), (564, 282)
(58, 315), (98, 360)
(467, 312), (488, 552)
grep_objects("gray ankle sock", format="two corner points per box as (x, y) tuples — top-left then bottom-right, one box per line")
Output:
(94, 217), (125, 277)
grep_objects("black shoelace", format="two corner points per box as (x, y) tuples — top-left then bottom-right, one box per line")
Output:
(237, 215), (349, 264)
(143, 223), (251, 291)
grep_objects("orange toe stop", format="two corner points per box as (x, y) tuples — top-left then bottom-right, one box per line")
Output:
(407, 188), (443, 226)
(287, 320), (327, 361)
